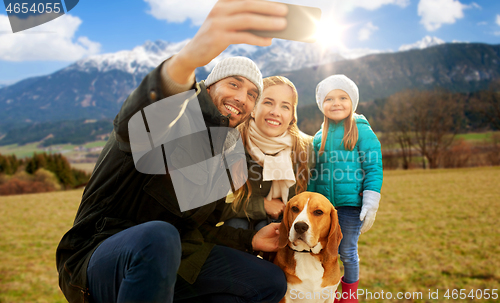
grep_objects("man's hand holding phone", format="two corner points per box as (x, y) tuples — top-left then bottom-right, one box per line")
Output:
(247, 2), (321, 43)
(166, 0), (289, 85)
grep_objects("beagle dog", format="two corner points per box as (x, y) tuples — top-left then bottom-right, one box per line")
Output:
(274, 192), (343, 303)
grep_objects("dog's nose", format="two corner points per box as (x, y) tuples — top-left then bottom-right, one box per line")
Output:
(294, 222), (309, 234)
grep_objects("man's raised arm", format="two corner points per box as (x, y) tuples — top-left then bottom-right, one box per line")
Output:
(162, 0), (288, 87)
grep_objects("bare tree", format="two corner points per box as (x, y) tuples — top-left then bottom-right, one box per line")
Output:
(383, 89), (464, 169)
(410, 89), (464, 168)
(382, 90), (414, 169)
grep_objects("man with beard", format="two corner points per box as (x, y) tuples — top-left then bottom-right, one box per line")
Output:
(56, 1), (290, 302)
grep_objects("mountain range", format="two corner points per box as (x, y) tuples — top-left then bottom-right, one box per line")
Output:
(0, 37), (498, 134)
(285, 42), (500, 106)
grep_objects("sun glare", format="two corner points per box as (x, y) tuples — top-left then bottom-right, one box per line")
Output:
(314, 18), (346, 49)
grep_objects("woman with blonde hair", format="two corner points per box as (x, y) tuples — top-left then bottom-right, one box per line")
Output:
(222, 76), (313, 230)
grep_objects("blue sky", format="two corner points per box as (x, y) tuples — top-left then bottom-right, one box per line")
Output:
(0, 0), (499, 84)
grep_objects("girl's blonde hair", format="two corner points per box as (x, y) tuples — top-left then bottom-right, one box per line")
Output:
(232, 76), (311, 214)
(319, 96), (359, 154)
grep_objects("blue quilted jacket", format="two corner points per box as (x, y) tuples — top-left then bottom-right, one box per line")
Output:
(307, 114), (383, 207)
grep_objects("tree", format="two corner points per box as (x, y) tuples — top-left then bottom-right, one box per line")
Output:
(382, 89), (464, 169)
(410, 90), (464, 168)
(381, 91), (414, 169)
(471, 80), (500, 130)
(0, 154), (21, 175)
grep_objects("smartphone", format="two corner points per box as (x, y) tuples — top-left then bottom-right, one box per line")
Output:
(247, 2), (322, 43)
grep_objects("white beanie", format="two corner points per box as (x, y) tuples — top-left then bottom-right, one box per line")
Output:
(316, 75), (359, 113)
(205, 56), (263, 100)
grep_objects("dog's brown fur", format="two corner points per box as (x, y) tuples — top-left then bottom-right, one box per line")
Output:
(274, 192), (343, 302)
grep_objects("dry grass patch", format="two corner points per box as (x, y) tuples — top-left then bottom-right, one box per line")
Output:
(0, 189), (82, 303)
(359, 167), (500, 302)
(70, 163), (96, 174)
(1, 167), (499, 302)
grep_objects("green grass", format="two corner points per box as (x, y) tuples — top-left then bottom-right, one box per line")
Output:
(83, 141), (107, 148)
(0, 143), (45, 158)
(0, 140), (107, 159)
(455, 131), (499, 143)
(1, 167), (499, 302)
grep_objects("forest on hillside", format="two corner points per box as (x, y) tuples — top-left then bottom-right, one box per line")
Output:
(297, 81), (500, 170)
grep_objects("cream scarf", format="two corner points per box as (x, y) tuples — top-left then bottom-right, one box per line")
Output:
(246, 119), (296, 204)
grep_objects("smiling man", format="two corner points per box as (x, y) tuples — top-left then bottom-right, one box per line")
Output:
(205, 59), (262, 128)
(56, 1), (290, 303)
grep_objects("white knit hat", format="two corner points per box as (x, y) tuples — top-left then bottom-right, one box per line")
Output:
(316, 75), (359, 113)
(205, 56), (263, 100)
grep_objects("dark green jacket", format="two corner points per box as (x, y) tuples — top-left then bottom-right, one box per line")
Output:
(56, 61), (257, 303)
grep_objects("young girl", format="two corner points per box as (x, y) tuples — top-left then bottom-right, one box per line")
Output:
(308, 75), (383, 303)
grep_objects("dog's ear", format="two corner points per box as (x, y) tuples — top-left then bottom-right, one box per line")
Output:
(326, 207), (342, 256)
(278, 201), (291, 248)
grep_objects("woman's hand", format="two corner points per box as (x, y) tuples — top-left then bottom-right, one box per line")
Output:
(264, 197), (285, 219)
(165, 0), (288, 85)
(251, 222), (280, 252)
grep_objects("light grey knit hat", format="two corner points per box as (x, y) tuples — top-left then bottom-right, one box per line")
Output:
(316, 74), (359, 113)
(205, 56), (263, 100)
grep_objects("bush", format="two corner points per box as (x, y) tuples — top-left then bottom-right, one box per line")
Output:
(485, 133), (500, 166)
(0, 169), (62, 196)
(441, 138), (473, 168)
(382, 150), (400, 170)
(24, 152), (91, 188)
(33, 168), (62, 191)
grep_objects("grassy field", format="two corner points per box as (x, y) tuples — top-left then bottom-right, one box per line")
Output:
(70, 163), (96, 174)
(455, 132), (499, 143)
(359, 167), (500, 302)
(1, 167), (499, 302)
(0, 140), (107, 159)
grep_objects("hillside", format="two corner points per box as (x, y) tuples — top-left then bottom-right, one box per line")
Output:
(285, 43), (500, 106)
(1, 42), (498, 130)
(0, 39), (342, 129)
(0, 119), (112, 147)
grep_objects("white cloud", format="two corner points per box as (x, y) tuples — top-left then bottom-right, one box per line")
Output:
(399, 36), (445, 51)
(358, 22), (379, 41)
(143, 0), (410, 26)
(494, 14), (500, 36)
(0, 14), (100, 61)
(418, 0), (479, 31)
(477, 21), (487, 26)
(143, 0), (217, 25)
(339, 0), (410, 11)
(470, 2), (481, 9)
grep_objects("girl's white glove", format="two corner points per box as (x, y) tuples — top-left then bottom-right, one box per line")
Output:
(359, 190), (381, 234)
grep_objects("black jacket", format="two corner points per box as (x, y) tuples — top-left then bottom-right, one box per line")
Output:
(56, 61), (257, 303)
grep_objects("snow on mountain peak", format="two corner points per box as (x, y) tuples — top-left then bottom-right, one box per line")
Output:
(63, 39), (348, 77)
(205, 40), (346, 76)
(61, 38), (411, 80)
(399, 36), (445, 52)
(65, 40), (189, 75)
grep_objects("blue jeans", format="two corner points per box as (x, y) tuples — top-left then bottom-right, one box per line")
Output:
(336, 206), (363, 284)
(224, 217), (268, 231)
(87, 221), (286, 303)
